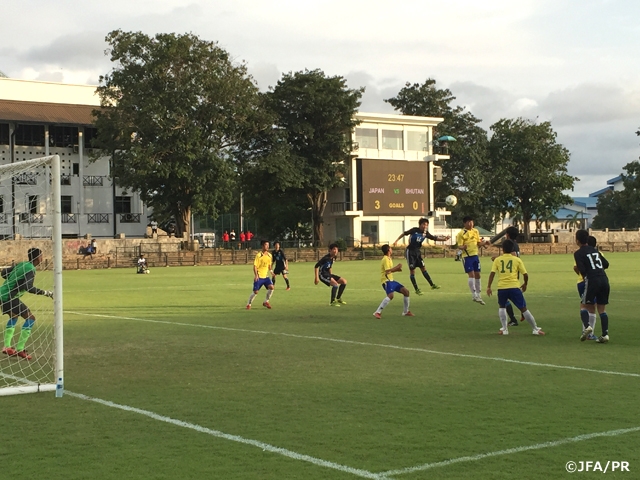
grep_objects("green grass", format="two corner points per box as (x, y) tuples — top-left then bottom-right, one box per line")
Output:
(2, 253), (639, 479)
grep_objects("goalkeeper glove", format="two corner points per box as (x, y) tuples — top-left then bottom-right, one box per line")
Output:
(44, 290), (54, 298)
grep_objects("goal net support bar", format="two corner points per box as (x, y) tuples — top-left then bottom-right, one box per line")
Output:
(0, 155), (64, 397)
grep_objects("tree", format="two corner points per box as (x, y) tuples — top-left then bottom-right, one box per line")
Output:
(486, 118), (576, 239)
(385, 79), (493, 229)
(264, 69), (363, 246)
(92, 30), (268, 237)
(592, 160), (640, 228)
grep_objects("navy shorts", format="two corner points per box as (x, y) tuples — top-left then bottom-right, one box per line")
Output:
(382, 281), (405, 295)
(253, 277), (274, 292)
(405, 249), (424, 270)
(497, 288), (526, 310)
(582, 276), (609, 305)
(319, 274), (341, 287)
(463, 255), (481, 273)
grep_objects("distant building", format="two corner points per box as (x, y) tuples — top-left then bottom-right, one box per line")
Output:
(0, 78), (149, 238)
(1, 80), (451, 244)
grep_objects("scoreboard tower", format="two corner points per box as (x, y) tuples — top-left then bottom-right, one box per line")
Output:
(324, 112), (450, 246)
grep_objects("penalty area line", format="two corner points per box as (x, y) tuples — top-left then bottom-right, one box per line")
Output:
(381, 426), (640, 477)
(65, 311), (640, 379)
(67, 390), (386, 480)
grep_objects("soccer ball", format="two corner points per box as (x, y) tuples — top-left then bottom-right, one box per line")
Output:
(145, 269), (150, 274)
(445, 195), (458, 207)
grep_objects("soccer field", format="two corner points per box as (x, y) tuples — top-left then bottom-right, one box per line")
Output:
(3, 252), (639, 479)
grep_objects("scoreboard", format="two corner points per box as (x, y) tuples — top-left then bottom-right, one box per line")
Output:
(359, 159), (429, 216)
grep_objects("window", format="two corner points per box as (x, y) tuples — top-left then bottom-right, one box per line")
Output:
(407, 131), (427, 151)
(73, 163), (79, 176)
(0, 123), (9, 145)
(355, 128), (378, 149)
(115, 196), (131, 214)
(49, 126), (79, 148)
(61, 196), (73, 214)
(84, 127), (98, 148)
(15, 125), (45, 146)
(0, 195), (3, 213)
(382, 130), (403, 150)
(28, 195), (38, 214)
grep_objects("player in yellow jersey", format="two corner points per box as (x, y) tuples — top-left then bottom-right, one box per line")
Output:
(456, 216), (491, 304)
(246, 240), (275, 309)
(373, 245), (413, 318)
(486, 239), (545, 336)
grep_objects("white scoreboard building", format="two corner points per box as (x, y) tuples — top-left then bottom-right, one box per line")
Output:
(325, 112), (450, 246)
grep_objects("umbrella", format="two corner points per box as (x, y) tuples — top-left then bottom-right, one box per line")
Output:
(438, 135), (457, 142)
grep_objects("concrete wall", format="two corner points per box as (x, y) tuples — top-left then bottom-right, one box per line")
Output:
(555, 229), (640, 244)
(0, 235), (185, 266)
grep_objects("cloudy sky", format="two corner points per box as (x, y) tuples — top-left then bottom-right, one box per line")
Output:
(2, 0), (639, 196)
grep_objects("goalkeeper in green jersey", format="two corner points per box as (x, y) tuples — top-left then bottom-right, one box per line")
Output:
(1, 248), (53, 360)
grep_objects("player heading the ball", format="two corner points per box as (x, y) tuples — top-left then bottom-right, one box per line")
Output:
(393, 218), (450, 295)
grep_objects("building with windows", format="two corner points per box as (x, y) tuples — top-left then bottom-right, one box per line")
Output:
(0, 78), (148, 238)
(324, 112), (449, 246)
(2, 80), (449, 244)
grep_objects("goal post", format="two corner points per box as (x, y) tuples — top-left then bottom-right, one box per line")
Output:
(0, 155), (64, 397)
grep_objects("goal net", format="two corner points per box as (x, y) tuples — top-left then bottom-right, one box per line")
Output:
(0, 155), (64, 397)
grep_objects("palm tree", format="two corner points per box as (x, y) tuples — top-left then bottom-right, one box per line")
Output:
(564, 212), (582, 231)
(539, 212), (558, 231)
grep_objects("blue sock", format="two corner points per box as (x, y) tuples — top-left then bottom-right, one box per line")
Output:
(599, 312), (609, 337)
(580, 309), (589, 329)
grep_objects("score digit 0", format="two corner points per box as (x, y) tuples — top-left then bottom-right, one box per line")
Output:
(412, 201), (418, 210)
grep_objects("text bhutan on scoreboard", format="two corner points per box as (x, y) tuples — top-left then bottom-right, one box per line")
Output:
(358, 159), (430, 215)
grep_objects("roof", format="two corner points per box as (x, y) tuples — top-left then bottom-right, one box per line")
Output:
(0, 99), (98, 126)
(607, 175), (624, 185)
(571, 197), (598, 209)
(553, 208), (592, 220)
(589, 186), (614, 197)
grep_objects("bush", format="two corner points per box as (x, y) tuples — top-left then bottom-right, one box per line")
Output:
(335, 238), (347, 251)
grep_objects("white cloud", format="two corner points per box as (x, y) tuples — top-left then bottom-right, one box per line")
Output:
(3, 0), (640, 196)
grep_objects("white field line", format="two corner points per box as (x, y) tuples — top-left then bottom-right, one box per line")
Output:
(0, 371), (384, 480)
(66, 311), (640, 378)
(381, 426), (640, 477)
(4, 367), (639, 479)
(66, 391), (387, 480)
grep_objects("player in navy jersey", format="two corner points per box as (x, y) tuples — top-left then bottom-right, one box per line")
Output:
(574, 235), (598, 340)
(314, 243), (347, 306)
(574, 229), (611, 343)
(393, 218), (450, 295)
(271, 241), (290, 290)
